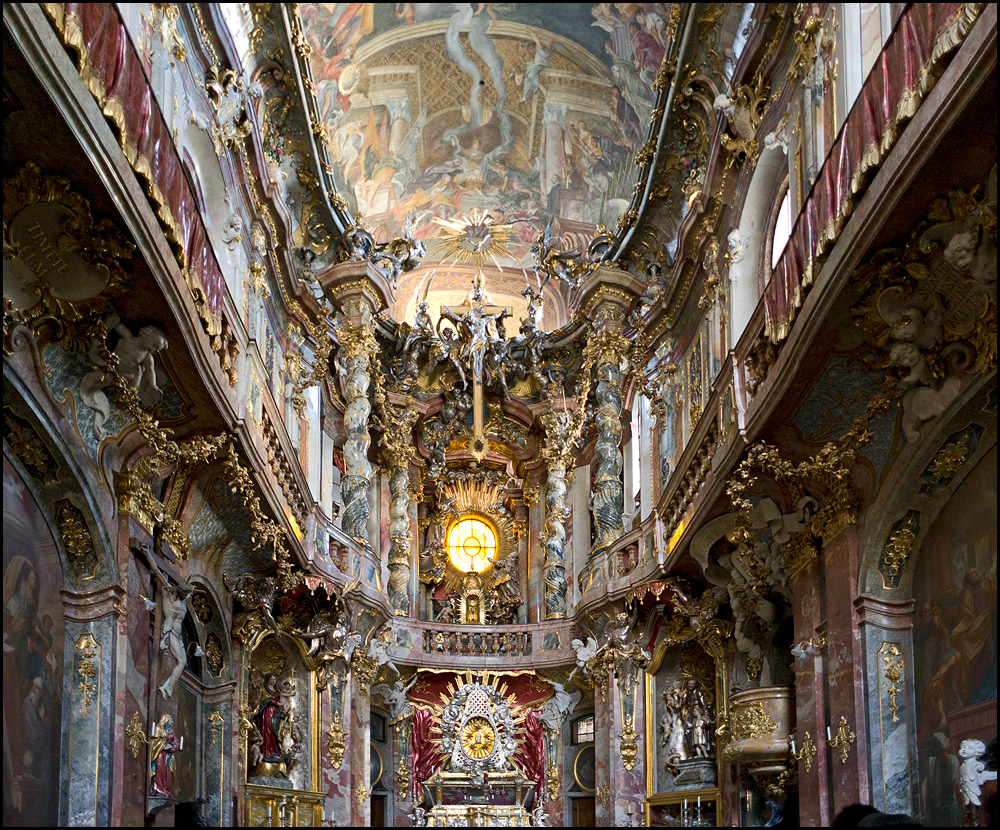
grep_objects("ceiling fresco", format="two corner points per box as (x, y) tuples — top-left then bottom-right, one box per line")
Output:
(298, 3), (673, 278)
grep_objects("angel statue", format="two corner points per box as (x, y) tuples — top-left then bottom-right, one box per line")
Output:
(371, 675), (419, 722)
(568, 636), (599, 681)
(223, 573), (281, 638)
(367, 632), (400, 679)
(80, 311), (169, 439)
(538, 680), (583, 733)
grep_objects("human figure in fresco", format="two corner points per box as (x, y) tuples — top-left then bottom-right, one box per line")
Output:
(921, 731), (962, 827)
(951, 555), (997, 703)
(253, 673), (288, 763)
(150, 714), (179, 796)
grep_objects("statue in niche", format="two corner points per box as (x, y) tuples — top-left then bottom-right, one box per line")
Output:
(465, 594), (481, 624)
(660, 682), (688, 770)
(150, 714), (180, 796)
(80, 312), (169, 440)
(490, 554), (522, 623)
(682, 678), (713, 758)
(250, 672), (291, 774)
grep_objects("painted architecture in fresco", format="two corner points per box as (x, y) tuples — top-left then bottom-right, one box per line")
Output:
(2, 3), (996, 829)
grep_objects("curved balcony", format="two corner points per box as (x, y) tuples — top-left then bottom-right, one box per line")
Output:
(391, 619), (576, 670)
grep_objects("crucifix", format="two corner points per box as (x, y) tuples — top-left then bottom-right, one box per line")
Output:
(439, 272), (510, 458)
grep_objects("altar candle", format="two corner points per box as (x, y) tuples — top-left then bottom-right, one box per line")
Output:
(697, 797), (701, 808)
(684, 799), (688, 810)
(827, 726), (832, 740)
(790, 736), (796, 755)
(179, 735), (184, 750)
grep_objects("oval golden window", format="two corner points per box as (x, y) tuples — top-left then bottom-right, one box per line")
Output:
(446, 516), (498, 574)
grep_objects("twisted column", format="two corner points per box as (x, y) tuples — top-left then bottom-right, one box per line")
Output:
(339, 325), (376, 544)
(591, 355), (624, 549)
(542, 460), (569, 619)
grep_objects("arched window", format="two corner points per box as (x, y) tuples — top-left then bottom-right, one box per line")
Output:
(446, 516), (498, 573)
(770, 186), (793, 271)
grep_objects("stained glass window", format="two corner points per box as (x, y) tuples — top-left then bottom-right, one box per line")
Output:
(446, 516), (498, 573)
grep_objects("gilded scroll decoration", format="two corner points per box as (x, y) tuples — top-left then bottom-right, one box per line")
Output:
(729, 702), (777, 744)
(74, 632), (100, 715)
(878, 643), (906, 726)
(878, 511), (920, 590)
(55, 498), (99, 580)
(827, 716), (856, 765)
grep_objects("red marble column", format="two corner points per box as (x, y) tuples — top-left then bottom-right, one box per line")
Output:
(821, 526), (869, 816)
(321, 688), (350, 825)
(593, 664), (647, 826)
(350, 675), (372, 826)
(790, 557), (831, 827)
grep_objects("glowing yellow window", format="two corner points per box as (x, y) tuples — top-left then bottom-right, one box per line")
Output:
(447, 517), (498, 574)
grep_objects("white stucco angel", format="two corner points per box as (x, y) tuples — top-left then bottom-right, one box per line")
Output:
(80, 312), (169, 439)
(538, 680), (582, 733)
(568, 636), (599, 681)
(367, 632), (400, 678)
(371, 675), (419, 721)
(958, 739), (997, 809)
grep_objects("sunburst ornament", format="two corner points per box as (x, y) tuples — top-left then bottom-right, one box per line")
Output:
(433, 207), (515, 272)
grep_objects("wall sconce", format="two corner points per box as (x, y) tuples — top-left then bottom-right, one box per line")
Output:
(827, 716), (856, 764)
(791, 634), (827, 659)
(187, 641), (206, 658)
(789, 732), (817, 773)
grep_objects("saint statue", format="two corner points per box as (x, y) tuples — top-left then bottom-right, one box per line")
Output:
(252, 673), (289, 767)
(150, 714), (179, 796)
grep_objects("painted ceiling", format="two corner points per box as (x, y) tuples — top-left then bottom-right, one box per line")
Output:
(298, 2), (672, 318)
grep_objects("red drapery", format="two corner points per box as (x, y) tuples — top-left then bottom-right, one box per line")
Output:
(764, 3), (981, 343)
(48, 4), (227, 327)
(410, 707), (445, 800)
(513, 711), (546, 793)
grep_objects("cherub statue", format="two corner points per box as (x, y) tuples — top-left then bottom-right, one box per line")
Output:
(367, 633), (400, 679)
(80, 312), (169, 439)
(958, 738), (997, 818)
(568, 636), (599, 681)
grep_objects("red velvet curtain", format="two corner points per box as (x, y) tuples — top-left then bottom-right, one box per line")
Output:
(54, 4), (226, 322)
(410, 707), (444, 800)
(764, 3), (976, 343)
(513, 711), (546, 793)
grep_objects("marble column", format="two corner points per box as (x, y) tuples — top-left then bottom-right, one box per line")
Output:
(202, 687), (235, 828)
(542, 436), (569, 620)
(593, 661), (648, 826)
(61, 587), (121, 827)
(383, 398), (417, 617)
(322, 681), (350, 825)
(820, 525), (869, 816)
(340, 327), (375, 546)
(854, 596), (918, 817)
(349, 667), (372, 827)
(391, 713), (414, 826)
(318, 261), (395, 553)
(789, 557), (832, 828)
(591, 354), (625, 551)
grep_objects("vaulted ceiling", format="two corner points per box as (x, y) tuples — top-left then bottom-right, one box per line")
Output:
(296, 2), (675, 323)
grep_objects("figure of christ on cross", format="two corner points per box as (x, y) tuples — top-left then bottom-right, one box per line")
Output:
(438, 299), (510, 457)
